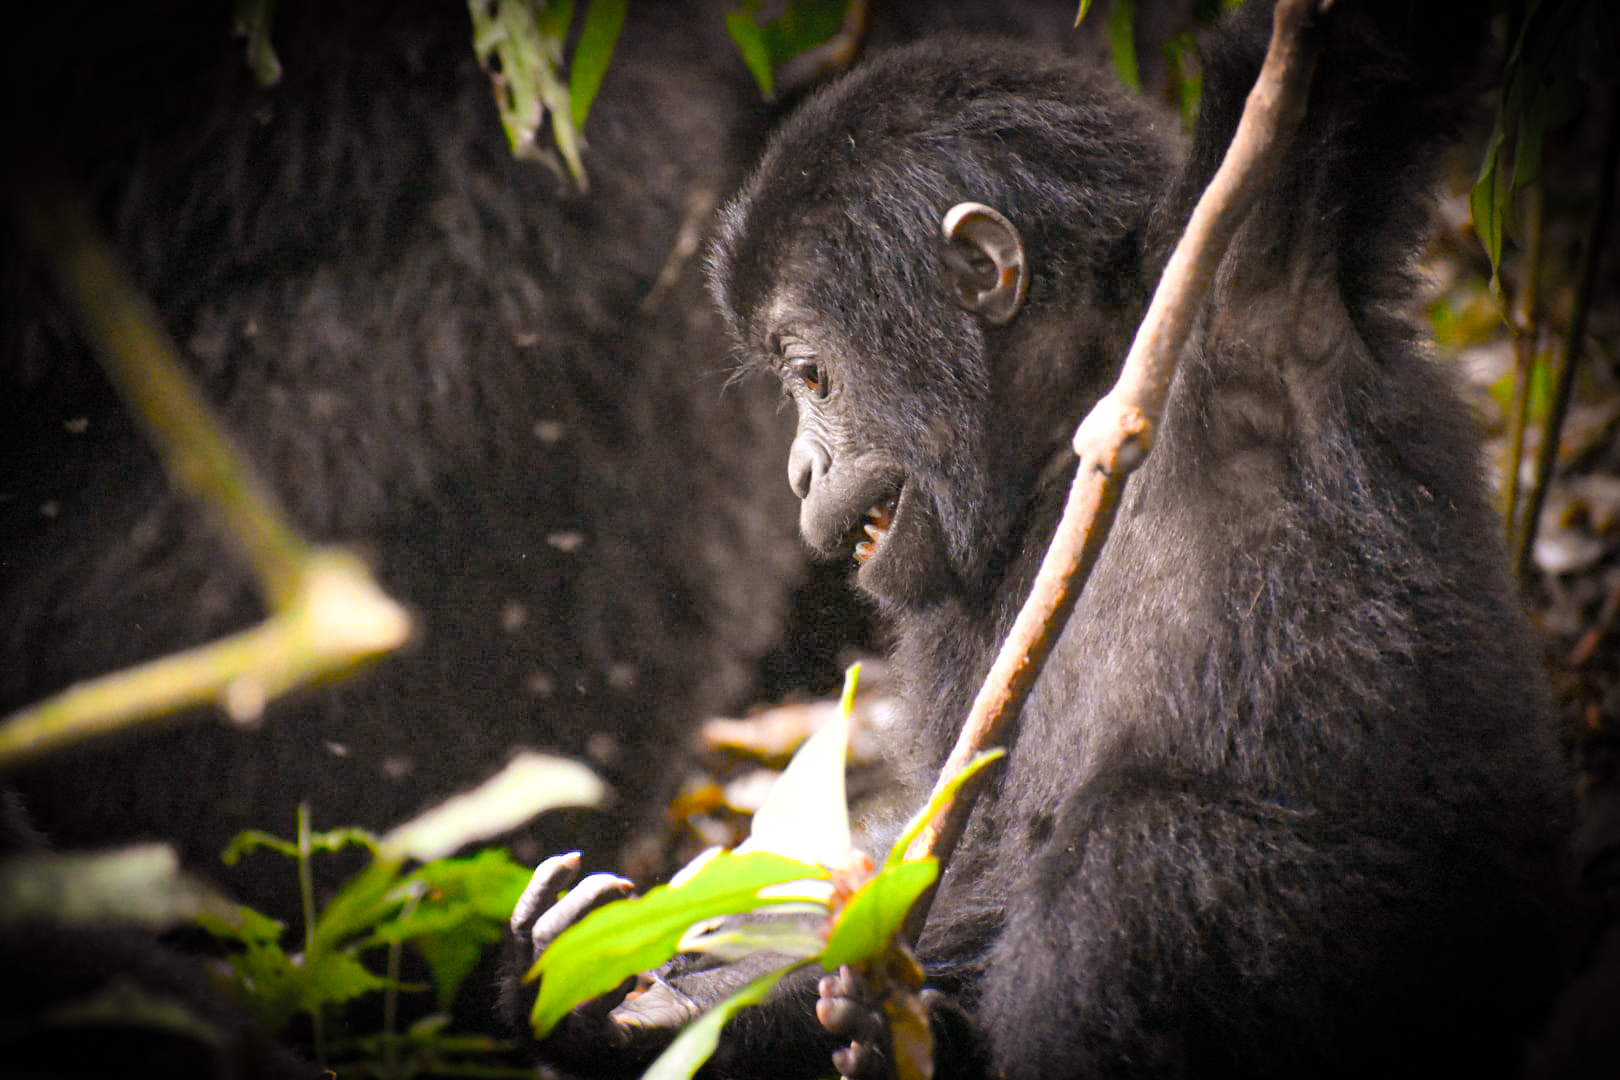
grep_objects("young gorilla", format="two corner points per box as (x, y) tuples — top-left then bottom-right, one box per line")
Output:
(507, 3), (1572, 1078)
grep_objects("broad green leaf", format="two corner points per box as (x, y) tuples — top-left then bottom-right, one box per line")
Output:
(0, 844), (235, 927)
(642, 964), (802, 1080)
(367, 851), (531, 1005)
(570, 0), (629, 132)
(529, 850), (828, 1036)
(726, 0), (853, 99)
(411, 847), (533, 921)
(311, 861), (410, 952)
(415, 917), (502, 1007)
(887, 748), (1006, 871)
(758, 0), (850, 62)
(736, 664), (860, 870)
(303, 949), (394, 1009)
(1107, 0), (1142, 93)
(380, 751), (604, 863)
(726, 11), (776, 99)
(820, 857), (939, 971)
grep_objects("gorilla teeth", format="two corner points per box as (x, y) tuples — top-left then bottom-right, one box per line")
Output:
(854, 496), (899, 563)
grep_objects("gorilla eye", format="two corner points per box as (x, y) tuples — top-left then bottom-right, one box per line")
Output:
(783, 342), (828, 399)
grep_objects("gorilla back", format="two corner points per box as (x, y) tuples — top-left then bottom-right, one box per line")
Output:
(711, 3), (1570, 1077)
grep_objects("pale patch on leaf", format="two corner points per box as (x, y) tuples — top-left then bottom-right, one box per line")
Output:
(736, 664), (861, 869)
(382, 752), (604, 863)
(0, 844), (235, 927)
(678, 917), (825, 962)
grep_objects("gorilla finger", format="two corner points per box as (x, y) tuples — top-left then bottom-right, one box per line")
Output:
(530, 871), (635, 952)
(609, 972), (702, 1030)
(511, 851), (583, 936)
(817, 966), (887, 1045)
(832, 1040), (891, 1080)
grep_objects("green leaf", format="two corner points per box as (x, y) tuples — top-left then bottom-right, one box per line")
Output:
(534, 0), (576, 40)
(887, 748), (1006, 871)
(1076, 0), (1094, 27)
(222, 824), (379, 865)
(726, 0), (853, 99)
(412, 847), (534, 921)
(311, 861), (409, 952)
(0, 844), (235, 927)
(737, 664), (860, 870)
(1107, 0), (1142, 93)
(231, 0), (282, 86)
(641, 964), (802, 1080)
(222, 828), (297, 864)
(196, 902), (286, 947)
(304, 949), (393, 1009)
(820, 857), (939, 971)
(678, 915), (826, 962)
(368, 850), (531, 1005)
(1165, 30), (1203, 130)
(528, 850), (828, 1036)
(570, 0), (629, 132)
(213, 933), (304, 1033)
(726, 11), (777, 99)
(414, 918), (502, 1007)
(380, 751), (604, 863)
(1470, 113), (1508, 286)
(467, 0), (590, 188)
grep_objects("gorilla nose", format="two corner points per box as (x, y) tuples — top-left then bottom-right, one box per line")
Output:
(788, 436), (830, 500)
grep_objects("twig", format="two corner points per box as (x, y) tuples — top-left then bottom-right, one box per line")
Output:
(1513, 87), (1620, 581)
(1503, 181), (1545, 550)
(0, 152), (411, 768)
(6, 158), (312, 607)
(901, 0), (1334, 933)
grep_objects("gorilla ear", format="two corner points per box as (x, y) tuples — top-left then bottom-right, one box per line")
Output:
(941, 202), (1028, 324)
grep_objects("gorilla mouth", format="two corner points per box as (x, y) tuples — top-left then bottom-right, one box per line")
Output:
(853, 492), (900, 564)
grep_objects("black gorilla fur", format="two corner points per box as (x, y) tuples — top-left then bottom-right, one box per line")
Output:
(0, 0), (803, 912)
(509, 2), (1574, 1078)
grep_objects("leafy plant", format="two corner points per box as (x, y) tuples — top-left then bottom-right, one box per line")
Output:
(1471, 0), (1614, 289)
(725, 0), (856, 99)
(202, 751), (603, 1076)
(526, 665), (1004, 1080)
(466, 0), (629, 191)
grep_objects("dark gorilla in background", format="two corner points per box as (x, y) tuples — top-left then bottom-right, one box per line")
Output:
(0, 0), (801, 910)
(508, 1), (1574, 1078)
(0, 0), (1114, 911)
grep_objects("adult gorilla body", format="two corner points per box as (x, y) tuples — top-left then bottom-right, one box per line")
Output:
(0, 0), (797, 909)
(511, 2), (1572, 1078)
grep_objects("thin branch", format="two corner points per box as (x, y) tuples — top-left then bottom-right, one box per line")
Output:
(6, 157), (310, 608)
(901, 0), (1334, 935)
(1513, 86), (1620, 581)
(1503, 180), (1544, 550)
(0, 551), (409, 769)
(0, 152), (411, 769)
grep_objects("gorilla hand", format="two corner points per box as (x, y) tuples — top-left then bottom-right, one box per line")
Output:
(818, 963), (895, 1080)
(504, 852), (702, 1071)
